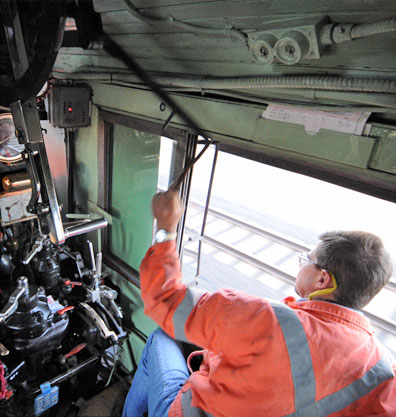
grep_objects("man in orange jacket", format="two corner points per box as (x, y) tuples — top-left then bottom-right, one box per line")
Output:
(122, 189), (396, 417)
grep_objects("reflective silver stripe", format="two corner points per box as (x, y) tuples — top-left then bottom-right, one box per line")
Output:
(271, 303), (317, 416)
(173, 286), (206, 342)
(314, 348), (395, 416)
(274, 303), (395, 417)
(181, 389), (214, 417)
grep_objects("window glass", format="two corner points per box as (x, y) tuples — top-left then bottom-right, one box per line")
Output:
(158, 136), (177, 190)
(109, 125), (160, 270)
(109, 129), (178, 270)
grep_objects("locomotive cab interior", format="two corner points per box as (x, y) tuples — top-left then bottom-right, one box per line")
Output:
(0, 1), (396, 416)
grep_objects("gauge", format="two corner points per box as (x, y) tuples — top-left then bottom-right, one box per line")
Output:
(2, 199), (23, 222)
(0, 113), (25, 164)
(0, 190), (34, 225)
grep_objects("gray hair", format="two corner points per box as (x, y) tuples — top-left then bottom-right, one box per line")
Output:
(314, 231), (393, 309)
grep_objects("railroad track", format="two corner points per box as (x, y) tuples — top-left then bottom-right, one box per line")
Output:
(182, 200), (396, 340)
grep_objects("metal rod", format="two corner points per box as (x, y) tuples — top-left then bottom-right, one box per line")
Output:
(36, 141), (65, 244)
(103, 253), (141, 288)
(177, 133), (197, 254)
(196, 144), (219, 278)
(64, 218), (108, 240)
(87, 240), (96, 273)
(30, 356), (99, 395)
(66, 129), (75, 213)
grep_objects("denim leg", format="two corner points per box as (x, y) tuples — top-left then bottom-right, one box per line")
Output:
(122, 329), (189, 417)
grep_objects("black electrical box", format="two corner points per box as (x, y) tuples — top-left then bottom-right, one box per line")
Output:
(49, 85), (92, 128)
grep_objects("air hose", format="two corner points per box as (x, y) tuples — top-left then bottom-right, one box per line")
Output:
(53, 68), (396, 95)
(352, 17), (396, 39)
(321, 17), (396, 44)
(122, 0), (248, 47)
(143, 74), (396, 94)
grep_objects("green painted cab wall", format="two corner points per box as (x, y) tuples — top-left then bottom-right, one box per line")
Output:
(110, 124), (160, 270)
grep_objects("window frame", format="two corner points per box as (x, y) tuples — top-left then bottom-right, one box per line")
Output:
(97, 110), (191, 287)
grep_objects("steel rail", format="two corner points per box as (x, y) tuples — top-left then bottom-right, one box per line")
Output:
(188, 200), (310, 253)
(187, 200), (396, 293)
(188, 232), (297, 287)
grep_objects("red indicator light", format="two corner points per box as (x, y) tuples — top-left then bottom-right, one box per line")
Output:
(68, 107), (73, 112)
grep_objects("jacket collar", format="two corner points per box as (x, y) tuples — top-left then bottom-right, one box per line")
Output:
(282, 296), (374, 335)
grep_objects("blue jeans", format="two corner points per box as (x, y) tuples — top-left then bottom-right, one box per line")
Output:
(122, 329), (189, 417)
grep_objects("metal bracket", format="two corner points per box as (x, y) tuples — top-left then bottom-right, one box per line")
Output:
(79, 302), (117, 343)
(21, 149), (40, 212)
(23, 235), (46, 265)
(161, 108), (177, 135)
(11, 100), (44, 144)
(0, 277), (29, 324)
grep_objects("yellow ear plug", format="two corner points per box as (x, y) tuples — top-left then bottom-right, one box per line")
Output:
(308, 272), (337, 301)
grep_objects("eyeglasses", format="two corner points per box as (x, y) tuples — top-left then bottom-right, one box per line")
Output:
(298, 252), (319, 268)
(298, 252), (338, 300)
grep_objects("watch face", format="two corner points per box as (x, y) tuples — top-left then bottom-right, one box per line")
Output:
(155, 229), (167, 242)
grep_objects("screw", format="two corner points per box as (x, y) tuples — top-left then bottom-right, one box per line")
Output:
(15, 128), (24, 140)
(159, 103), (166, 111)
(36, 204), (50, 216)
(285, 45), (295, 55)
(259, 46), (269, 57)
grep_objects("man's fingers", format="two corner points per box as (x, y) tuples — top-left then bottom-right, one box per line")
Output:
(153, 190), (178, 203)
(152, 190), (180, 213)
(153, 192), (164, 200)
(152, 192), (165, 207)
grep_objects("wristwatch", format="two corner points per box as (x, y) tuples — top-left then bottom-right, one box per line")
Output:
(155, 229), (177, 243)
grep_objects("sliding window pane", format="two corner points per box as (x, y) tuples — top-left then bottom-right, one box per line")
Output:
(109, 124), (160, 270)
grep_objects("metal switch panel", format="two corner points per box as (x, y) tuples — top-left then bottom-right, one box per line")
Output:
(50, 85), (92, 128)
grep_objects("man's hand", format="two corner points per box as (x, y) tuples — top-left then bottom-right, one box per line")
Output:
(152, 189), (183, 232)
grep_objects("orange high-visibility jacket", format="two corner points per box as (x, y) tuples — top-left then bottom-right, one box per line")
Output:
(140, 241), (396, 417)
